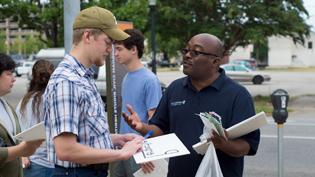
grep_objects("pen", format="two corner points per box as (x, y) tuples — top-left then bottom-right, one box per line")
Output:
(143, 130), (154, 139)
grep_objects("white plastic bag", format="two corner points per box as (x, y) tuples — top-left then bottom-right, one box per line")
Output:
(193, 112), (226, 155)
(195, 142), (223, 177)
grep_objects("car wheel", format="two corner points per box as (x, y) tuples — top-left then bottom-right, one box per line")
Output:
(15, 71), (21, 77)
(253, 75), (263, 85)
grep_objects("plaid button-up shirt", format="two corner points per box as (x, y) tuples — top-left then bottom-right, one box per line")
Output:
(43, 55), (113, 167)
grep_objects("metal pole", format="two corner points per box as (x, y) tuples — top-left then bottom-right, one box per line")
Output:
(64, 0), (80, 54)
(150, 5), (157, 74)
(277, 123), (284, 177)
(5, 18), (10, 55)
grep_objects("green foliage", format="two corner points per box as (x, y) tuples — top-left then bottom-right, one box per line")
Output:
(1, 0), (311, 57)
(24, 35), (45, 54)
(254, 95), (273, 115)
(0, 31), (8, 53)
(156, 0), (310, 55)
(1, 0), (64, 47)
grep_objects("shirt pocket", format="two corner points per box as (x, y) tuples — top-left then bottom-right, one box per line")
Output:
(86, 115), (109, 138)
(81, 86), (109, 138)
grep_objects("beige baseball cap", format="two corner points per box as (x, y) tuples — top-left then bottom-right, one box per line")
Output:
(73, 6), (129, 40)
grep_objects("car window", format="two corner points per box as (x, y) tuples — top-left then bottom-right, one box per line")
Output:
(223, 65), (234, 71)
(234, 65), (248, 71)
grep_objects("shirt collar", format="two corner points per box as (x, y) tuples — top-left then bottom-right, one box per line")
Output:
(182, 68), (227, 91)
(64, 54), (95, 78)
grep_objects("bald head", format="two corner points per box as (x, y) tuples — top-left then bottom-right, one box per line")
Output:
(190, 33), (224, 58)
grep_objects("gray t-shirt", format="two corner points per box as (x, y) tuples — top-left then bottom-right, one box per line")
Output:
(0, 98), (14, 135)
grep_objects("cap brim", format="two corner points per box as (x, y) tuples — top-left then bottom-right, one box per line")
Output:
(103, 28), (130, 41)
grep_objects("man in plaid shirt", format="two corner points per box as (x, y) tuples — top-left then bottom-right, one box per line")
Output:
(43, 6), (143, 177)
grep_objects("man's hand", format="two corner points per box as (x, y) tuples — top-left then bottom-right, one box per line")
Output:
(19, 140), (44, 157)
(140, 162), (155, 174)
(122, 104), (143, 132)
(111, 133), (142, 148)
(22, 157), (31, 168)
(119, 136), (144, 160)
(210, 129), (228, 150)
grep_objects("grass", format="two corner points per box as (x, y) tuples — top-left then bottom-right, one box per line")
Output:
(155, 66), (315, 72)
(262, 67), (315, 72)
(253, 95), (293, 116)
(156, 67), (180, 72)
(254, 95), (273, 116)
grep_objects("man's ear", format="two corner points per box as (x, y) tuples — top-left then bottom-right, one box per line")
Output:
(82, 31), (92, 43)
(131, 46), (137, 54)
(212, 57), (221, 66)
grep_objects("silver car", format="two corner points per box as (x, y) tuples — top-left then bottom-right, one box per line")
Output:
(221, 64), (271, 85)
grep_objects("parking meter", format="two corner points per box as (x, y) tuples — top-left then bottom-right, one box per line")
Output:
(271, 89), (289, 124)
(271, 89), (289, 177)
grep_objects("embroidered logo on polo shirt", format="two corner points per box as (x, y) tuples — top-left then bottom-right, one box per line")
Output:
(171, 100), (186, 106)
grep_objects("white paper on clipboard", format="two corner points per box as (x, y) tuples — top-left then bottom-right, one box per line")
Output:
(14, 122), (46, 141)
(133, 133), (190, 164)
(226, 111), (267, 139)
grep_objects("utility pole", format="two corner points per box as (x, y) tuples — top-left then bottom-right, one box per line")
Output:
(64, 0), (80, 53)
(5, 18), (10, 55)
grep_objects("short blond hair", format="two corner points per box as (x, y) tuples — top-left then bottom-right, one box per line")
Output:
(73, 28), (104, 45)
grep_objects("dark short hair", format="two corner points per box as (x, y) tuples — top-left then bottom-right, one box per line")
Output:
(115, 29), (145, 58)
(0, 53), (16, 75)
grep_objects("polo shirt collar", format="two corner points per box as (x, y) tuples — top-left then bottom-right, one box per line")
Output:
(64, 54), (95, 78)
(182, 68), (227, 91)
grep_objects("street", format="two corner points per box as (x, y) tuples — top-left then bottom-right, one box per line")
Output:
(157, 70), (315, 97)
(5, 70), (315, 177)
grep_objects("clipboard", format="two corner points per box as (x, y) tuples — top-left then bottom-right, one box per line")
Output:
(14, 122), (46, 141)
(226, 111), (267, 139)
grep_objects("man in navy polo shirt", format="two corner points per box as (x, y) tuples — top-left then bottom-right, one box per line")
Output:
(123, 33), (260, 177)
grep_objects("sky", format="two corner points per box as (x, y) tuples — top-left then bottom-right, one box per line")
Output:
(304, 0), (315, 30)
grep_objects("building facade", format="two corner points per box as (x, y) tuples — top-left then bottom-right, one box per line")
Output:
(268, 32), (315, 67)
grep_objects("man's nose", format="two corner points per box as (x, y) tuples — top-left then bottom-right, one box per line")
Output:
(12, 76), (16, 83)
(107, 46), (113, 53)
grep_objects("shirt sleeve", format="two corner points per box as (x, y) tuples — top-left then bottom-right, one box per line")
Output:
(15, 100), (26, 131)
(148, 84), (172, 134)
(0, 147), (8, 166)
(47, 80), (80, 138)
(144, 77), (162, 111)
(231, 87), (260, 155)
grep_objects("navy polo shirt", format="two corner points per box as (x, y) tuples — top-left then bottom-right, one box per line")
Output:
(149, 69), (260, 177)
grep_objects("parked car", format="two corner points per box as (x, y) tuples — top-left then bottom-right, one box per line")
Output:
(10, 54), (25, 67)
(15, 61), (35, 77)
(221, 64), (271, 85)
(231, 59), (257, 70)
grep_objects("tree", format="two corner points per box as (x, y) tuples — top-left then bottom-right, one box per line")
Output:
(155, 0), (311, 56)
(0, 31), (8, 54)
(1, 0), (311, 56)
(1, 0), (63, 47)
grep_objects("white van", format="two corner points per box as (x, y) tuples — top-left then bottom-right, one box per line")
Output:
(16, 61), (35, 77)
(31, 48), (107, 101)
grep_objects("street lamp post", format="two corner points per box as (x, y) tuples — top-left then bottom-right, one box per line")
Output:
(149, 0), (157, 74)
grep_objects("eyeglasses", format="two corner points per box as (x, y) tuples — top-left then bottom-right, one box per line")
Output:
(181, 48), (219, 58)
